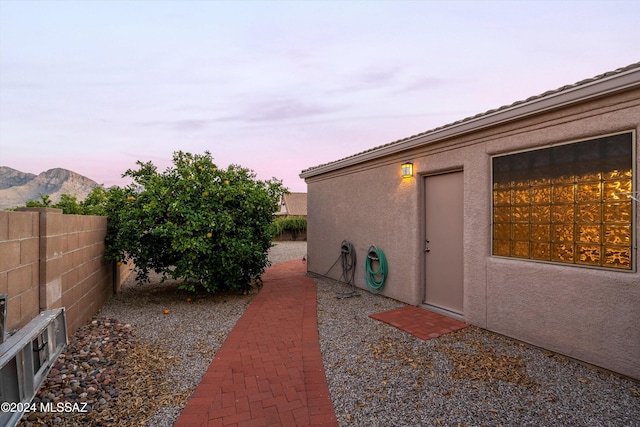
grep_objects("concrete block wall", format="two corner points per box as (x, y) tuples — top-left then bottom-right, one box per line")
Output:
(0, 208), (117, 335)
(115, 261), (134, 293)
(59, 213), (113, 333)
(0, 210), (40, 331)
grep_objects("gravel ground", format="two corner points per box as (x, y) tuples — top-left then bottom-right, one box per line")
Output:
(19, 241), (307, 427)
(317, 277), (640, 426)
(20, 241), (639, 426)
(99, 241), (309, 426)
(97, 277), (254, 426)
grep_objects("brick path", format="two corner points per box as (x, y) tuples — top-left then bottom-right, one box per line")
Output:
(174, 259), (338, 427)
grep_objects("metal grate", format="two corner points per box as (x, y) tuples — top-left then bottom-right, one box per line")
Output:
(0, 309), (67, 427)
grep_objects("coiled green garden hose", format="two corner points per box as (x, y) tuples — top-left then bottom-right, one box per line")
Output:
(365, 246), (387, 294)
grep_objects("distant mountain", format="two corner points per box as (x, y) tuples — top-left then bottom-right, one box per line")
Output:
(0, 167), (37, 190)
(0, 167), (99, 210)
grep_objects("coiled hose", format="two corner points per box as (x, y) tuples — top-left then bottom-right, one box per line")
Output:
(335, 240), (357, 298)
(340, 240), (356, 285)
(365, 246), (387, 294)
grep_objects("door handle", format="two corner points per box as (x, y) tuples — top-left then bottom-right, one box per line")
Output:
(424, 239), (430, 252)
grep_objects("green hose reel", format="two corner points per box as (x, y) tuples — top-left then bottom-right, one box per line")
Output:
(365, 246), (387, 294)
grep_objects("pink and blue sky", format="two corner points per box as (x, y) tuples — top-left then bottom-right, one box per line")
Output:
(1, 0), (638, 192)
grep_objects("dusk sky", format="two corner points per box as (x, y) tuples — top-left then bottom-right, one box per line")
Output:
(1, 0), (638, 192)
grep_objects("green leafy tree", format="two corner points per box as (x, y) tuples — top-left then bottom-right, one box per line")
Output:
(23, 187), (109, 215)
(25, 193), (52, 207)
(55, 193), (83, 214)
(80, 185), (109, 215)
(104, 151), (287, 293)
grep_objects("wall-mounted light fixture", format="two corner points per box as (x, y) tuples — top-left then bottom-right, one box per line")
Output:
(401, 162), (413, 178)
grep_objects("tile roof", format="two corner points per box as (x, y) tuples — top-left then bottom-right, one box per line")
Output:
(282, 192), (307, 216)
(301, 62), (640, 177)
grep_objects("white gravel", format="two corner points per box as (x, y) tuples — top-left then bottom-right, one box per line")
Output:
(99, 241), (639, 426)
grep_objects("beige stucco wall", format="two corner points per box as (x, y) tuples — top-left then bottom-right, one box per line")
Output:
(305, 87), (640, 379)
(307, 159), (423, 306)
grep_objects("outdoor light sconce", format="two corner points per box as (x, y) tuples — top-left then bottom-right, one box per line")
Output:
(401, 162), (413, 178)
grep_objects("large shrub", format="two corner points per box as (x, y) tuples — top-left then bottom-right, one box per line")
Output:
(104, 151), (287, 293)
(25, 186), (109, 215)
(270, 217), (307, 239)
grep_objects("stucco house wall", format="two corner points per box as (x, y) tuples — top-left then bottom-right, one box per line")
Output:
(302, 65), (640, 380)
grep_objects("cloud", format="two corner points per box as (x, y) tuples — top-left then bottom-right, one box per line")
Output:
(132, 119), (211, 132)
(359, 67), (401, 86)
(130, 97), (345, 130)
(171, 119), (209, 131)
(399, 76), (448, 92)
(326, 65), (402, 94)
(218, 98), (345, 123)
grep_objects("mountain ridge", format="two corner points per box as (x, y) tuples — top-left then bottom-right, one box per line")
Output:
(0, 166), (99, 210)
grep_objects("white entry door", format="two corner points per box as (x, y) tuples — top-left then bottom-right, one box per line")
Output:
(424, 171), (464, 314)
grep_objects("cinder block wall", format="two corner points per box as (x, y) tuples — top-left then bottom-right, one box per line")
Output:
(115, 260), (135, 293)
(0, 208), (117, 335)
(0, 210), (40, 331)
(59, 213), (113, 333)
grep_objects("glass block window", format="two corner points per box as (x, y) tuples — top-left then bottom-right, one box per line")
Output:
(492, 132), (634, 270)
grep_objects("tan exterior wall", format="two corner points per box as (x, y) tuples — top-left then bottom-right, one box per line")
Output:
(304, 88), (640, 379)
(0, 208), (120, 335)
(307, 161), (422, 305)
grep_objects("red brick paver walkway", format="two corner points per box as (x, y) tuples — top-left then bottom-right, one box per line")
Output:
(369, 305), (468, 340)
(175, 259), (338, 427)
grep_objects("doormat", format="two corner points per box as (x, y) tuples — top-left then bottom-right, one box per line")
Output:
(369, 305), (469, 341)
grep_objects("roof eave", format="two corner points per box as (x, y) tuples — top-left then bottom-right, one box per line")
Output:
(300, 66), (640, 179)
